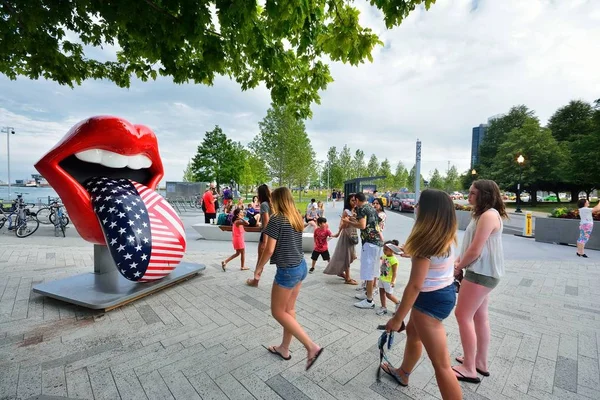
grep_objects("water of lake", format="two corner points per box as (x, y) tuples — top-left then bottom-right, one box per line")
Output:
(0, 186), (166, 205)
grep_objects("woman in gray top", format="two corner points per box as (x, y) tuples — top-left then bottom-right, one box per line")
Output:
(453, 180), (507, 383)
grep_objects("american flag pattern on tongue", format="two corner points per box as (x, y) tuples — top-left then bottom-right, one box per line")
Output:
(86, 177), (187, 282)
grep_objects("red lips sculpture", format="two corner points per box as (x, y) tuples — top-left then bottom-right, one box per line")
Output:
(35, 116), (187, 282)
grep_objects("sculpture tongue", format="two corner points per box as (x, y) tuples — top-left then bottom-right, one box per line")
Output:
(85, 177), (187, 282)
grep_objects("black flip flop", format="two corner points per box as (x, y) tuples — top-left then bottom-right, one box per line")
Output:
(381, 362), (408, 387)
(306, 348), (324, 371)
(264, 345), (291, 360)
(452, 366), (481, 384)
(455, 356), (490, 377)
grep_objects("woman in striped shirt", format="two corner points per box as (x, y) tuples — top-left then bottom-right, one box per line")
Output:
(252, 187), (324, 371)
(381, 189), (461, 400)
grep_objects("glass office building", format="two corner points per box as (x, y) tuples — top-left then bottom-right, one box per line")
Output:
(471, 124), (488, 169)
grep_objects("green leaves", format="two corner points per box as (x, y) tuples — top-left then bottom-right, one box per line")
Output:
(191, 125), (245, 187)
(250, 106), (315, 187)
(478, 100), (600, 197)
(0, 0), (434, 118)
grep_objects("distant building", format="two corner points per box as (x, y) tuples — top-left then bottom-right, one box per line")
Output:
(471, 124), (488, 169)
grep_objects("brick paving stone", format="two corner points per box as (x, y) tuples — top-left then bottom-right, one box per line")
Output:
(137, 370), (174, 399)
(555, 355), (578, 393)
(187, 372), (228, 400)
(538, 334), (560, 361)
(213, 373), (254, 400)
(112, 370), (148, 400)
(577, 354), (600, 391)
(65, 367), (94, 400)
(160, 370), (202, 400)
(88, 368), (120, 400)
(41, 366), (67, 397)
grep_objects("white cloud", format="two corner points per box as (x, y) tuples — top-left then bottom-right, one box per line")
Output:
(0, 0), (599, 185)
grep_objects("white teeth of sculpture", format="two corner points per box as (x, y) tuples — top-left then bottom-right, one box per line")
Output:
(75, 149), (153, 170)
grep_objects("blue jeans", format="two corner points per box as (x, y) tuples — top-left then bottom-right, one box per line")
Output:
(274, 259), (308, 289)
(413, 284), (456, 321)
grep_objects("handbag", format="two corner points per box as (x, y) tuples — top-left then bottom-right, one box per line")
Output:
(454, 269), (463, 293)
(348, 228), (359, 245)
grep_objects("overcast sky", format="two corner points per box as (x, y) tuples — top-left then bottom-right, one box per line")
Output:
(1, 0), (599, 185)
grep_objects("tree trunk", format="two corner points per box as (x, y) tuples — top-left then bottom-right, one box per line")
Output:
(554, 191), (560, 203)
(570, 189), (580, 204)
(530, 185), (538, 206)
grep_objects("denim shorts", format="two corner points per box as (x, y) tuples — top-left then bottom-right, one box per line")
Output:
(413, 284), (456, 321)
(274, 259), (308, 289)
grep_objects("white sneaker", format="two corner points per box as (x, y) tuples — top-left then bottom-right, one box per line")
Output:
(354, 299), (375, 309)
(355, 292), (367, 300)
(356, 286), (366, 291)
(376, 307), (388, 315)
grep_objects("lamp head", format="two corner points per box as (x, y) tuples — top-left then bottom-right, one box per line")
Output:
(471, 169), (477, 175)
(517, 155), (525, 164)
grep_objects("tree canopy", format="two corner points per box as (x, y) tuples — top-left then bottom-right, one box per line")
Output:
(191, 125), (243, 187)
(468, 99), (600, 202)
(2, 0), (436, 118)
(250, 106), (315, 186)
(428, 168), (444, 189)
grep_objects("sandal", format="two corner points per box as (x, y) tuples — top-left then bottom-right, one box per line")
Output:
(381, 362), (409, 386)
(344, 279), (358, 285)
(305, 347), (324, 371)
(452, 366), (481, 383)
(455, 356), (490, 376)
(264, 345), (291, 360)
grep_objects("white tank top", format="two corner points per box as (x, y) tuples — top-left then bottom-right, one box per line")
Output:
(579, 207), (593, 225)
(460, 208), (504, 279)
(421, 247), (455, 292)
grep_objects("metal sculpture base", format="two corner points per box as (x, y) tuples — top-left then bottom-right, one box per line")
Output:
(33, 245), (205, 311)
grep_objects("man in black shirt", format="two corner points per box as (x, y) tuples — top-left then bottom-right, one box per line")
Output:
(343, 192), (383, 309)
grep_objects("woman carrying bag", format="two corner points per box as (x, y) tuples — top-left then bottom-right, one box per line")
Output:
(323, 194), (358, 284)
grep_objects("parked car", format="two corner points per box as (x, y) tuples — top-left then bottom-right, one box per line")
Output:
(543, 195), (558, 202)
(390, 193), (416, 212)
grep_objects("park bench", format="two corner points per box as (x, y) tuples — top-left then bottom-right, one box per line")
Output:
(192, 223), (314, 252)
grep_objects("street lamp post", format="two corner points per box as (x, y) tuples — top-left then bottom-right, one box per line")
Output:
(515, 155), (525, 213)
(327, 161), (330, 205)
(1, 127), (16, 199)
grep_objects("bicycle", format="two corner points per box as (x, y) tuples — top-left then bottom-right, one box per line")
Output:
(0, 194), (40, 238)
(36, 198), (70, 226)
(53, 202), (68, 237)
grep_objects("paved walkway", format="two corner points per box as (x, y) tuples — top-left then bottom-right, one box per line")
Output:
(1, 208), (599, 400)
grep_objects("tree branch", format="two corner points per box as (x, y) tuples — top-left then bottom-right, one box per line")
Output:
(143, 0), (223, 37)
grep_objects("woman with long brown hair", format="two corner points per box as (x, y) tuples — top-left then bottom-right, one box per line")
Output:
(247, 184), (271, 287)
(382, 189), (462, 399)
(453, 179), (507, 383)
(252, 187), (324, 370)
(323, 193), (358, 284)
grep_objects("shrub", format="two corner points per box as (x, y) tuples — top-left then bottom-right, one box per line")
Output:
(550, 207), (600, 221)
(454, 203), (472, 211)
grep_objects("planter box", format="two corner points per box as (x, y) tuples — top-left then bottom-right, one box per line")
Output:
(456, 210), (472, 231)
(535, 218), (600, 250)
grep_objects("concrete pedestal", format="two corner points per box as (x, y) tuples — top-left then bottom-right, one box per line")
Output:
(33, 245), (205, 311)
